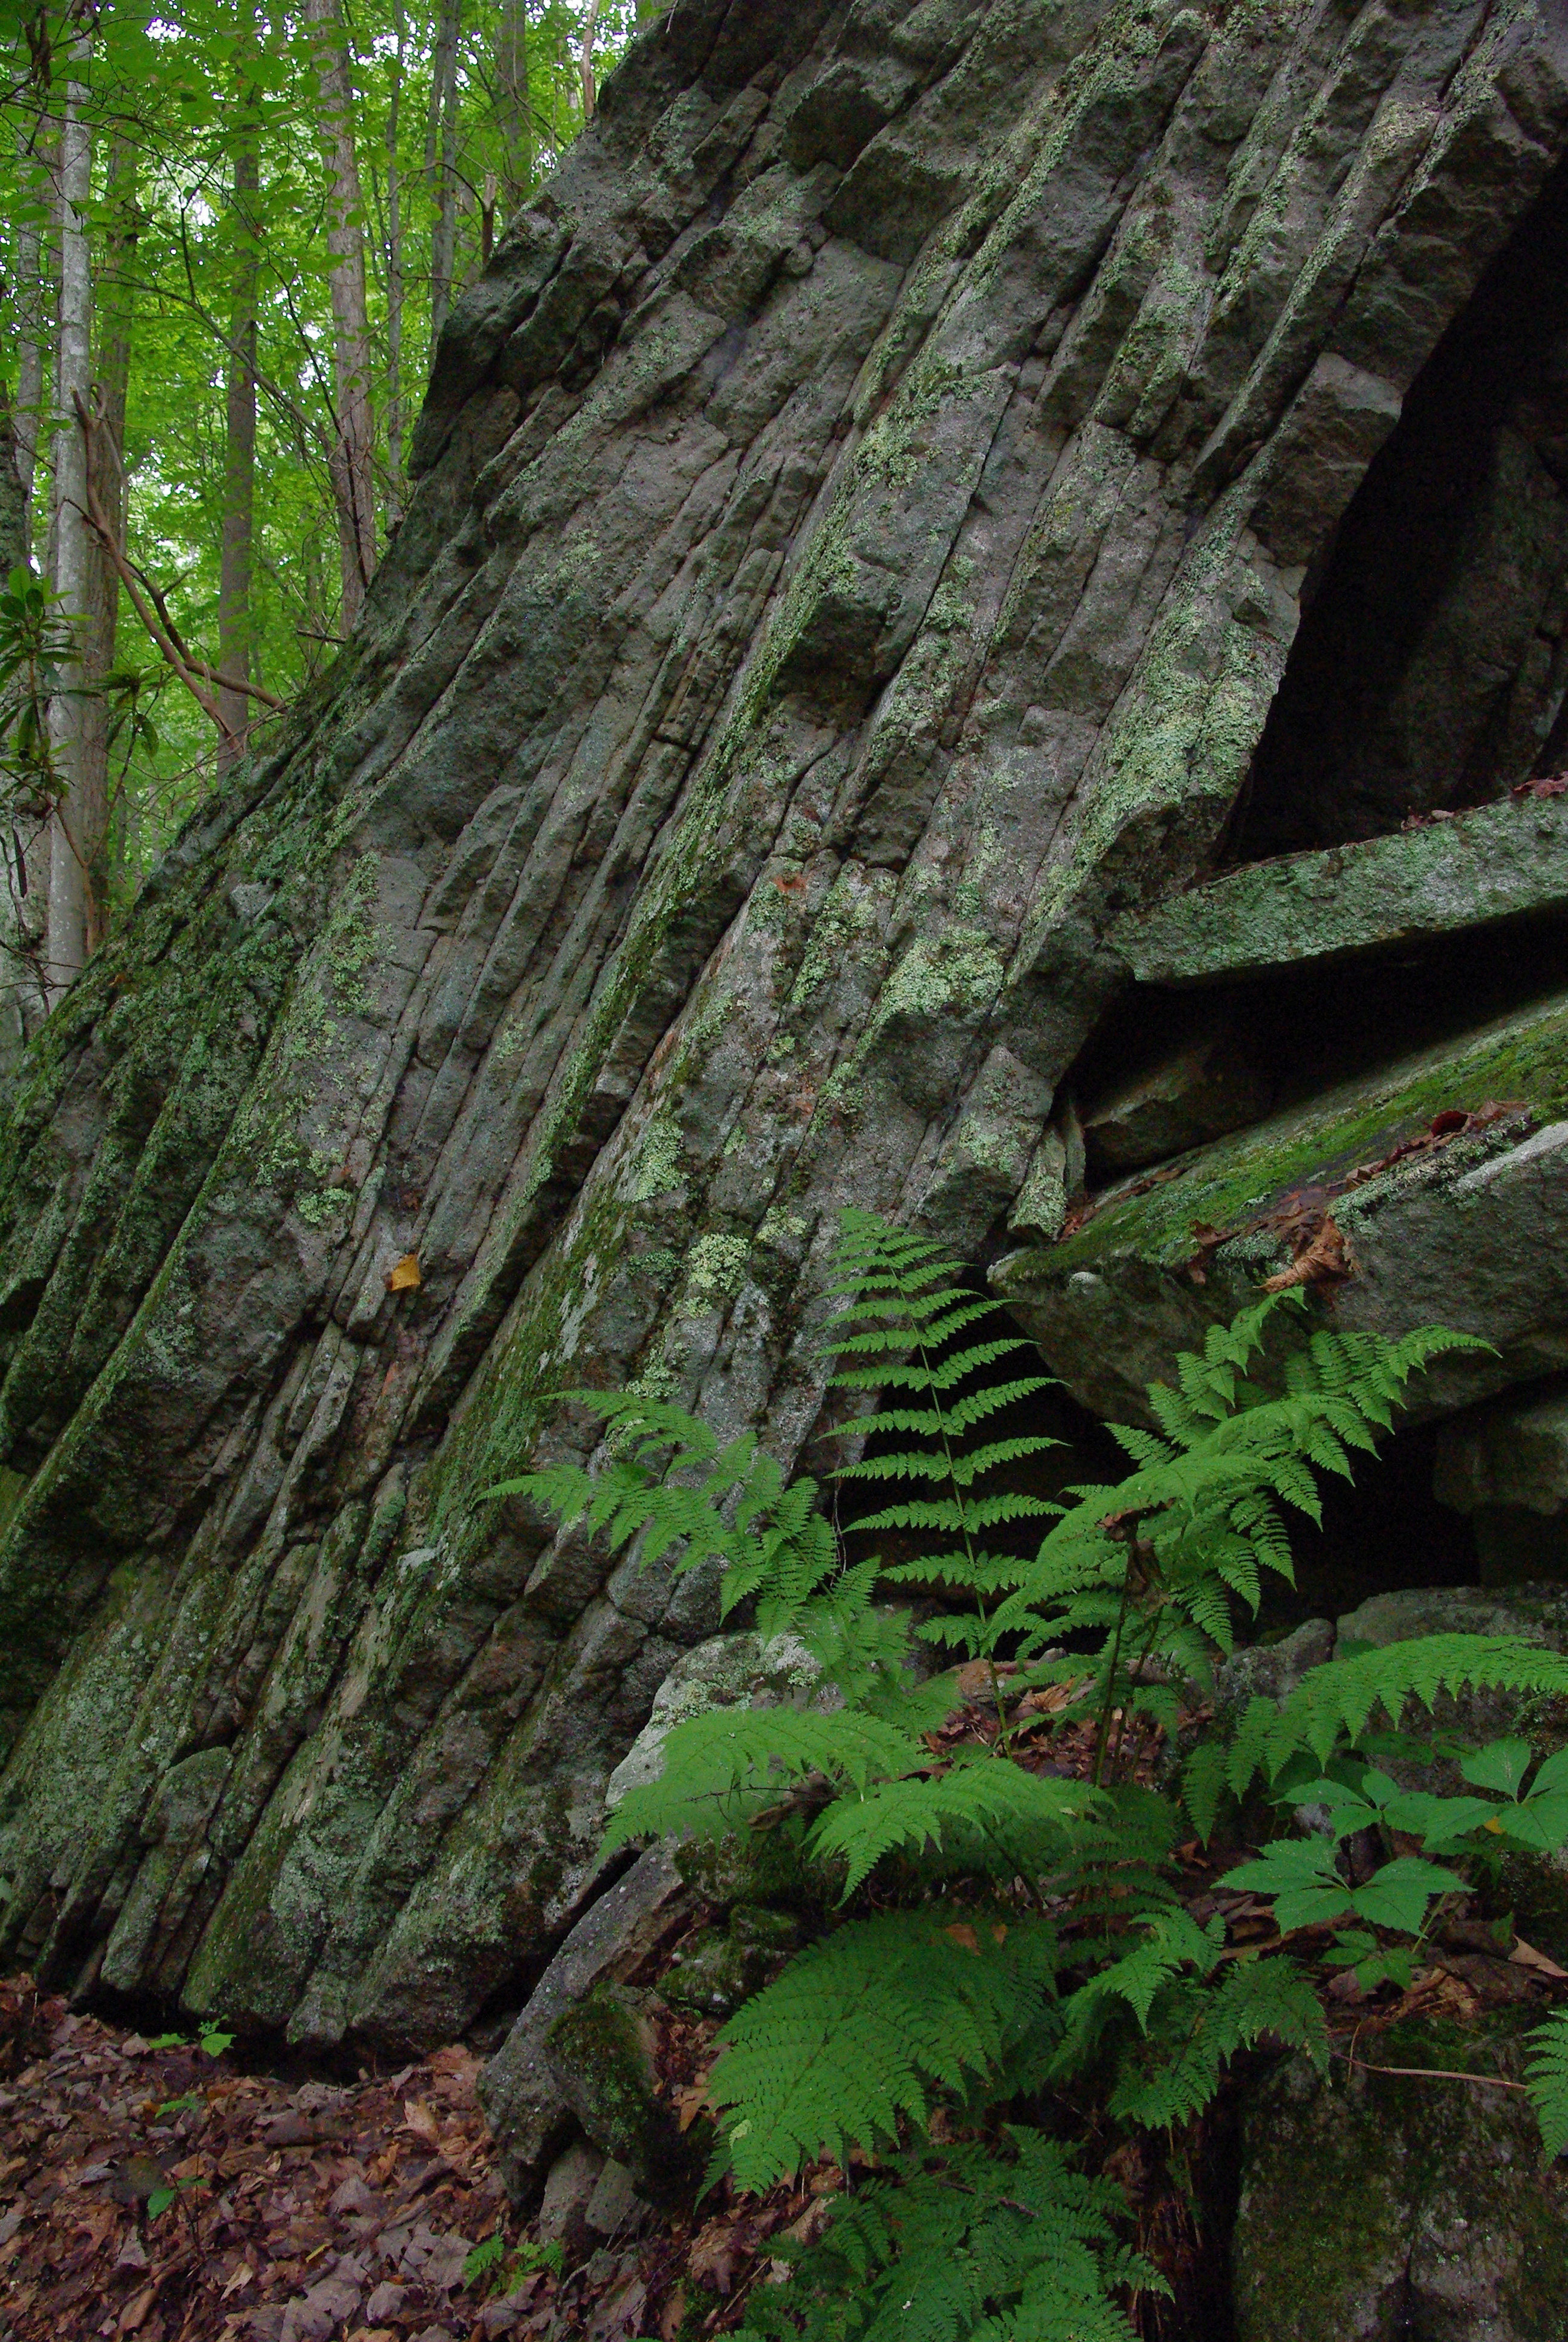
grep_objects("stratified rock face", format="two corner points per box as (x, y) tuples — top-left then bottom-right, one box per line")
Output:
(4, 0), (1568, 2047)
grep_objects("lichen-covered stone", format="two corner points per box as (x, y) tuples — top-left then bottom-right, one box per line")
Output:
(996, 994), (1568, 1421)
(544, 1983), (707, 2205)
(479, 1845), (693, 2202)
(603, 1629), (824, 1812)
(5, 0), (1568, 2050)
(1110, 793), (1568, 988)
(659, 1903), (804, 2020)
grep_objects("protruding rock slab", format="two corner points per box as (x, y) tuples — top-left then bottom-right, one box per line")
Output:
(1111, 794), (1568, 988)
(1434, 1385), (1568, 1583)
(996, 990), (1568, 1420)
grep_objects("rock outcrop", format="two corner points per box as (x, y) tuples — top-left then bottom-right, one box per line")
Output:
(1233, 2022), (1568, 2342)
(7, 0), (1568, 2059)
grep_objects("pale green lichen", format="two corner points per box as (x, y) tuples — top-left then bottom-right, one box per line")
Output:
(625, 1110), (685, 1202)
(682, 1231), (751, 1305)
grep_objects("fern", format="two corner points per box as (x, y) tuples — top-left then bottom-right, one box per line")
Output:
(600, 1705), (893, 1839)
(492, 1209), (1544, 2331)
(740, 2133), (1162, 2342)
(1208, 1636), (1568, 1803)
(708, 1914), (1060, 2190)
(1526, 2007), (1568, 2162)
(826, 1210), (1065, 1666)
(806, 1749), (1104, 1894)
(1105, 1957), (1327, 2130)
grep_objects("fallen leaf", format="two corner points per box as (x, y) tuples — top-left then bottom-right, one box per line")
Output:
(387, 1254), (421, 1293)
(944, 1923), (980, 1952)
(658, 2285), (688, 2340)
(118, 2281), (160, 2334)
(673, 2079), (715, 2134)
(1510, 1936), (1568, 1980)
(1263, 1215), (1350, 1292)
(428, 2047), (480, 2084)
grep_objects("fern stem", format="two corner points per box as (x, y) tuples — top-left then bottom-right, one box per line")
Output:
(895, 1253), (1011, 1744)
(1332, 2046), (1526, 2091)
(1092, 1556), (1135, 1790)
(1106, 1610), (1164, 1787)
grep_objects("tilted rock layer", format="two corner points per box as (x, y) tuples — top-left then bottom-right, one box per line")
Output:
(4, 0), (1568, 2047)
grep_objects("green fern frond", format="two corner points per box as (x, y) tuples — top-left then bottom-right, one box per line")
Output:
(1107, 1956), (1327, 2130)
(740, 2132), (1154, 2342)
(602, 1708), (924, 1853)
(1262, 1635), (1568, 1773)
(831, 1338), (1040, 1394)
(710, 1915), (1060, 2188)
(806, 1748), (1104, 1891)
(1526, 2007), (1568, 2161)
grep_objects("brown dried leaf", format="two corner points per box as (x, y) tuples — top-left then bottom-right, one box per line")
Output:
(1510, 1936), (1568, 1981)
(1262, 1216), (1350, 1293)
(386, 1255), (421, 1293)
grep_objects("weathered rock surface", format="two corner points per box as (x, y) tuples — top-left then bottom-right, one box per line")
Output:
(1434, 1383), (1568, 1580)
(998, 997), (1568, 1421)
(477, 1845), (692, 2200)
(602, 1626), (824, 1811)
(1109, 791), (1568, 988)
(1233, 2027), (1568, 2342)
(7, 0), (1568, 2055)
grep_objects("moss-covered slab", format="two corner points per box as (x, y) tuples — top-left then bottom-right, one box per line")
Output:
(1110, 794), (1568, 987)
(995, 987), (1568, 1420)
(1234, 2019), (1568, 2342)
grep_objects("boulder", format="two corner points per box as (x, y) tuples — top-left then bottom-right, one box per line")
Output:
(1079, 1017), (1273, 1178)
(659, 1903), (804, 2021)
(1233, 2021), (1568, 2342)
(478, 1846), (693, 2202)
(1434, 1387), (1568, 1583)
(604, 1629), (825, 1812)
(537, 2139), (606, 2257)
(9, 0), (1568, 2065)
(545, 1984), (706, 2206)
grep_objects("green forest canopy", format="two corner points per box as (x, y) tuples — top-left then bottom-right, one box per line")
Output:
(0, 0), (656, 926)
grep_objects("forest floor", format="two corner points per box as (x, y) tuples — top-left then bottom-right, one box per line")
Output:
(5, 1693), (1565, 2342)
(0, 1970), (823, 2342)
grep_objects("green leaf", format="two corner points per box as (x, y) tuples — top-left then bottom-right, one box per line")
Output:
(1347, 1855), (1464, 1935)
(1526, 2007), (1568, 2161)
(1460, 1739), (1534, 1797)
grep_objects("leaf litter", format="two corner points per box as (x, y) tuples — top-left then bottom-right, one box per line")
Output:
(5, 1665), (1564, 2342)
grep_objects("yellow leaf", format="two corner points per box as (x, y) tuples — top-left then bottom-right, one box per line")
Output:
(387, 1254), (421, 1293)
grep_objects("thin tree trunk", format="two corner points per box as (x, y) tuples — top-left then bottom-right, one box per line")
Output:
(80, 133), (136, 927)
(579, 0), (601, 122)
(427, 0), (461, 353)
(496, 0), (532, 215)
(0, 380), (37, 1070)
(384, 9), (406, 529)
(305, 0), (377, 633)
(218, 72), (261, 766)
(45, 31), (93, 1007)
(12, 163), (48, 558)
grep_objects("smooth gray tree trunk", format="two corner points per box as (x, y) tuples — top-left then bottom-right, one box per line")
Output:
(44, 32), (93, 1007)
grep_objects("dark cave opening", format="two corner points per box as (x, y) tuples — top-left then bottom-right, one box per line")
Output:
(1068, 901), (1568, 1189)
(1232, 151), (1568, 859)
